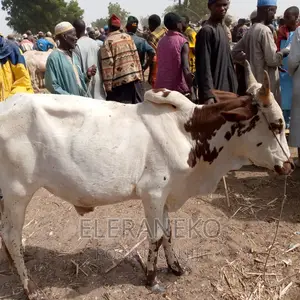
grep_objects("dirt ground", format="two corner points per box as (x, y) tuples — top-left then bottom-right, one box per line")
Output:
(0, 145), (300, 300)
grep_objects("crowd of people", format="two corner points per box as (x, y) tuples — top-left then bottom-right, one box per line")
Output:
(1, 0), (300, 162)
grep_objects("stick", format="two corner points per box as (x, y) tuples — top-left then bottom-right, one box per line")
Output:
(71, 259), (88, 277)
(105, 237), (147, 273)
(223, 176), (230, 207)
(263, 175), (287, 282)
(279, 282), (293, 299)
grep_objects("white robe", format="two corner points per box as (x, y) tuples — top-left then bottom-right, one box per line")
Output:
(288, 27), (300, 147)
(74, 36), (106, 100)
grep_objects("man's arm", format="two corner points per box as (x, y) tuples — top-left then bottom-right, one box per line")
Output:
(195, 27), (215, 103)
(99, 41), (114, 92)
(181, 42), (193, 88)
(261, 27), (283, 67)
(142, 40), (155, 71)
(9, 48), (33, 96)
(232, 36), (246, 63)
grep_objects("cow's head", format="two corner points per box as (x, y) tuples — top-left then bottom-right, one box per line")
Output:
(185, 61), (293, 175)
(225, 61), (293, 175)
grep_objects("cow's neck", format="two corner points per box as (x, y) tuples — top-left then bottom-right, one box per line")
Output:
(183, 101), (258, 197)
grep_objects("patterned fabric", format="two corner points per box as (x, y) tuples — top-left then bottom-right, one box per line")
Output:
(100, 30), (143, 92)
(147, 26), (168, 50)
(184, 26), (197, 73)
(147, 26), (167, 86)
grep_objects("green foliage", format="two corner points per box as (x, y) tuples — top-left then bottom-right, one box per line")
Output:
(92, 2), (130, 28)
(163, 0), (209, 22)
(1, 0), (84, 33)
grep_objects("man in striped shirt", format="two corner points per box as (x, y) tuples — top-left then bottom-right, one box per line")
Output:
(100, 14), (144, 104)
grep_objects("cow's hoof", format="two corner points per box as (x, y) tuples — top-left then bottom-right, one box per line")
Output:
(147, 283), (166, 294)
(167, 262), (185, 276)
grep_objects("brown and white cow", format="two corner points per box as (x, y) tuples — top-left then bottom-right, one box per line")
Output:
(0, 61), (293, 299)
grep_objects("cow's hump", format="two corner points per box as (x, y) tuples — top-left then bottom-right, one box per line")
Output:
(144, 89), (195, 111)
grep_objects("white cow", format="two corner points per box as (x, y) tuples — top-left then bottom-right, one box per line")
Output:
(0, 62), (293, 299)
(23, 49), (52, 91)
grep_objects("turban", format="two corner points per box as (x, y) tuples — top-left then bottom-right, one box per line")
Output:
(257, 0), (277, 6)
(110, 14), (121, 27)
(55, 21), (74, 36)
(127, 16), (139, 27)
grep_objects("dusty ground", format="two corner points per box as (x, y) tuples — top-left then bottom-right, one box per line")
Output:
(1, 146), (300, 300)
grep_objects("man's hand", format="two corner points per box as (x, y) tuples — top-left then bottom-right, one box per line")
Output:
(204, 98), (215, 105)
(87, 65), (97, 78)
(280, 48), (290, 58)
(185, 72), (194, 88)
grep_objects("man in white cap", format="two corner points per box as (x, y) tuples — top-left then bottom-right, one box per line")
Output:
(20, 33), (34, 53)
(232, 0), (289, 104)
(45, 21), (96, 96)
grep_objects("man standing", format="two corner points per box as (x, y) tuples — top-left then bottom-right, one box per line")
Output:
(277, 6), (299, 128)
(36, 32), (54, 52)
(155, 12), (193, 96)
(20, 34), (34, 53)
(0, 33), (33, 101)
(100, 14), (144, 104)
(195, 0), (238, 104)
(45, 21), (96, 96)
(147, 14), (167, 87)
(232, 0), (289, 105)
(181, 15), (197, 74)
(126, 16), (155, 74)
(73, 19), (106, 100)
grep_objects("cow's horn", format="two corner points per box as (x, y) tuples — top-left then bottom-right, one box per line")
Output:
(244, 60), (257, 88)
(258, 71), (271, 106)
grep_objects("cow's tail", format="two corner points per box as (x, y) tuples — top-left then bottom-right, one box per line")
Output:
(144, 88), (194, 111)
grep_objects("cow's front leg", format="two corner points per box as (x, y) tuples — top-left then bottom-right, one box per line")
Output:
(142, 193), (167, 293)
(0, 194), (38, 299)
(162, 206), (184, 276)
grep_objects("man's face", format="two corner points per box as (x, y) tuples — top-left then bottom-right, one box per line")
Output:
(63, 28), (78, 49)
(209, 0), (229, 20)
(266, 6), (277, 24)
(284, 11), (298, 29)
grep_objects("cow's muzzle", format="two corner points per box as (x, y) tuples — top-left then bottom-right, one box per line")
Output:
(274, 159), (295, 175)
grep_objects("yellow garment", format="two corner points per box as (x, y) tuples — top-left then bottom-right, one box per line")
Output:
(0, 48), (33, 101)
(184, 26), (197, 73)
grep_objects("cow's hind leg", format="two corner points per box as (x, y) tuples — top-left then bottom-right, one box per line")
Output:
(0, 193), (36, 299)
(162, 206), (184, 276)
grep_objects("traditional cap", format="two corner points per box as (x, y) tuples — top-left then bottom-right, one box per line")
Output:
(55, 21), (74, 36)
(127, 16), (139, 27)
(250, 10), (257, 20)
(22, 33), (28, 38)
(257, 0), (277, 7)
(46, 31), (52, 37)
(109, 14), (121, 27)
(104, 25), (109, 30)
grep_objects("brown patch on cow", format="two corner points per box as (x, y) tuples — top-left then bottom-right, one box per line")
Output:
(152, 88), (167, 93)
(269, 119), (284, 134)
(184, 95), (258, 168)
(162, 91), (171, 97)
(257, 142), (263, 147)
(224, 131), (232, 141)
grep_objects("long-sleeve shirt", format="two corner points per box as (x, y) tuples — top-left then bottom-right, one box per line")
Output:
(0, 38), (33, 101)
(195, 22), (238, 103)
(45, 49), (91, 97)
(232, 23), (283, 103)
(100, 31), (142, 92)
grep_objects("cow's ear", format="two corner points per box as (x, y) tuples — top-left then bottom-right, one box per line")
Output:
(221, 107), (252, 122)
